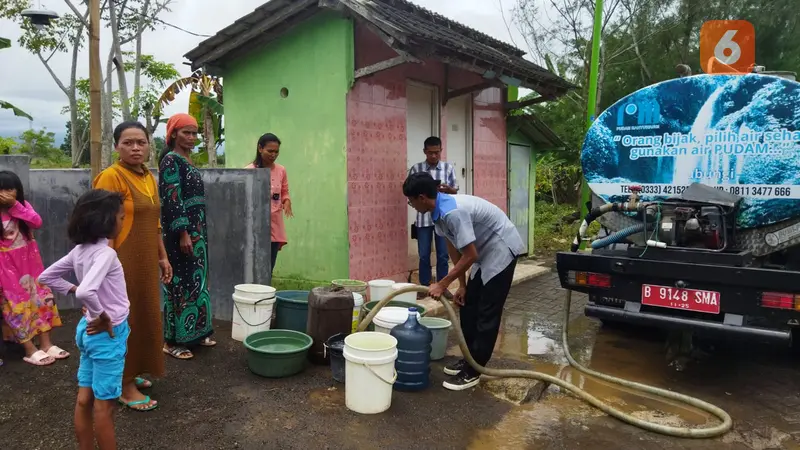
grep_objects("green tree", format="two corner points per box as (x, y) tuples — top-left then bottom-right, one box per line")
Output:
(0, 0), (174, 167)
(14, 128), (70, 167)
(0, 136), (16, 154)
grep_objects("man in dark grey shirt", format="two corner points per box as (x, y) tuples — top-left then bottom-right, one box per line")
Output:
(403, 172), (524, 391)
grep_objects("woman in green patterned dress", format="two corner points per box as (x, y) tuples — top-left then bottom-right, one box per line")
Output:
(158, 113), (215, 359)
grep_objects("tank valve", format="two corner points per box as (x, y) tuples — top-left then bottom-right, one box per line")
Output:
(628, 185), (642, 209)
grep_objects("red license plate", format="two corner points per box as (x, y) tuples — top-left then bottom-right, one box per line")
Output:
(641, 284), (721, 314)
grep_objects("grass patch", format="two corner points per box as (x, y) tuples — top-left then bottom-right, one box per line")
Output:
(271, 277), (329, 291)
(533, 201), (600, 260)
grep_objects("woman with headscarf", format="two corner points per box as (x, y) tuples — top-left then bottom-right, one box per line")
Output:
(159, 113), (215, 360)
(92, 121), (171, 411)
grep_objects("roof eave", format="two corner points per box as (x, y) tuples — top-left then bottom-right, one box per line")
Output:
(509, 114), (567, 149)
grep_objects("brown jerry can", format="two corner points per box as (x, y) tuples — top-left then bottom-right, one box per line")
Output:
(306, 286), (355, 365)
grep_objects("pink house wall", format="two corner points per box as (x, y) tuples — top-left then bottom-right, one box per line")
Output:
(347, 23), (508, 282)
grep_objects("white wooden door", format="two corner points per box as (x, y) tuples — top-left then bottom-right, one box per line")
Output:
(445, 94), (473, 194)
(406, 81), (439, 267)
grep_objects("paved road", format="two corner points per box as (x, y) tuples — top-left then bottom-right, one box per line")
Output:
(486, 271), (800, 450)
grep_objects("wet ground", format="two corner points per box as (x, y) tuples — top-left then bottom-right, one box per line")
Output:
(473, 272), (800, 450)
(3, 271), (800, 449)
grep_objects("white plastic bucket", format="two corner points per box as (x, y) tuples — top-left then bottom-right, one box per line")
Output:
(351, 292), (365, 333)
(231, 284), (277, 342)
(344, 332), (398, 414)
(373, 306), (419, 334)
(368, 279), (394, 302)
(391, 283), (419, 304)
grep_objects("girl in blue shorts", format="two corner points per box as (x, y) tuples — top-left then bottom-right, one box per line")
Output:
(40, 189), (132, 450)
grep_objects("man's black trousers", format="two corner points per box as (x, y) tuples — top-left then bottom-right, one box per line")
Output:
(459, 257), (518, 377)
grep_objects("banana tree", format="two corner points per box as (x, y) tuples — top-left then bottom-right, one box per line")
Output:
(0, 37), (33, 120)
(156, 69), (223, 167)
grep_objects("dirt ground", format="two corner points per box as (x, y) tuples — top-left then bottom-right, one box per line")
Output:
(0, 310), (515, 450)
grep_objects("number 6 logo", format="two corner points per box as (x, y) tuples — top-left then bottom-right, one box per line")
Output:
(700, 20), (755, 74)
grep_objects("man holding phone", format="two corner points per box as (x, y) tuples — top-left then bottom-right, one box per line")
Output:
(408, 136), (458, 299)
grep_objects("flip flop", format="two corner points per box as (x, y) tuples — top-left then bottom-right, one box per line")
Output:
(44, 345), (70, 360)
(163, 345), (193, 360)
(23, 350), (55, 366)
(118, 396), (158, 412)
(200, 337), (217, 347)
(135, 377), (152, 389)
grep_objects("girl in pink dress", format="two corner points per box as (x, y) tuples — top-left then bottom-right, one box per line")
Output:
(245, 133), (293, 276)
(0, 170), (67, 366)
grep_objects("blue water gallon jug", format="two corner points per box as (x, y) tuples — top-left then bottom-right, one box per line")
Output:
(390, 307), (433, 392)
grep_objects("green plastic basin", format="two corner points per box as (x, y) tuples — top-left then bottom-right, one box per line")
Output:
(274, 290), (309, 333)
(244, 329), (313, 378)
(361, 300), (427, 331)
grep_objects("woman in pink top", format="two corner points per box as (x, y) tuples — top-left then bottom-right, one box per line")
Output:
(0, 170), (67, 366)
(245, 133), (293, 276)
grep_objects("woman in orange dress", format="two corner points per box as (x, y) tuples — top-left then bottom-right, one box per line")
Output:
(93, 121), (172, 411)
(245, 133), (292, 277)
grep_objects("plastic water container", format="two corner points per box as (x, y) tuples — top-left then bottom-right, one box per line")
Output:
(419, 317), (452, 361)
(391, 283), (419, 303)
(368, 279), (394, 302)
(274, 291), (309, 333)
(306, 287), (354, 365)
(231, 284), (277, 342)
(344, 332), (398, 414)
(390, 308), (432, 392)
(373, 306), (420, 334)
(352, 293), (364, 333)
(325, 333), (347, 383)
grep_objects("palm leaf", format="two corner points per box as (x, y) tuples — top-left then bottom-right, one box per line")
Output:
(0, 37), (10, 50)
(196, 94), (223, 116)
(0, 100), (33, 120)
(188, 91), (203, 124)
(155, 73), (199, 115)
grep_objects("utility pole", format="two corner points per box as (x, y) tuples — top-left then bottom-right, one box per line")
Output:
(578, 0), (604, 248)
(89, 0), (102, 180)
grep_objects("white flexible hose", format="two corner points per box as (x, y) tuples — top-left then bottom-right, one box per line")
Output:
(358, 286), (733, 438)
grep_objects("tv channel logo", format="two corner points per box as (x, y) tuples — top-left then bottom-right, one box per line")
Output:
(700, 20), (755, 74)
(616, 100), (661, 128)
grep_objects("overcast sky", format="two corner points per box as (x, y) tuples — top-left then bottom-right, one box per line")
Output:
(0, 0), (533, 144)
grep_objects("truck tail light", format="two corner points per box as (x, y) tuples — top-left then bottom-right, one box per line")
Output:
(568, 271), (611, 288)
(760, 292), (800, 310)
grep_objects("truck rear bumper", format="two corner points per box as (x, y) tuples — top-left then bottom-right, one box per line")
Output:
(585, 303), (793, 345)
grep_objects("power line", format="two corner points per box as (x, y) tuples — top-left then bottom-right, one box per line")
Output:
(121, 3), (213, 38)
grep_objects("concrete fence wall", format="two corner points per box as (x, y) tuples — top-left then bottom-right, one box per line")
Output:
(0, 156), (272, 321)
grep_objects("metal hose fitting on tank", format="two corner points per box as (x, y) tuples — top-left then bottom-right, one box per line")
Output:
(359, 286), (732, 438)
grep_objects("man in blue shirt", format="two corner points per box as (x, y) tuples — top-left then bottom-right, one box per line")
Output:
(408, 136), (458, 299)
(403, 172), (525, 391)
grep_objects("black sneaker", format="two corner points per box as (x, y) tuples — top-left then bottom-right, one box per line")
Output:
(443, 371), (480, 391)
(443, 359), (466, 376)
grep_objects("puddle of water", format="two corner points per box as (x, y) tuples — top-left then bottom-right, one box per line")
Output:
(476, 313), (718, 427)
(468, 401), (566, 450)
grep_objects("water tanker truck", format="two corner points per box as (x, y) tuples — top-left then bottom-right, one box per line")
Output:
(556, 69), (800, 348)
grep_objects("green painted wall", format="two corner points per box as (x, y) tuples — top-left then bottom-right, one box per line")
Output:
(507, 129), (537, 253)
(224, 13), (354, 284)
